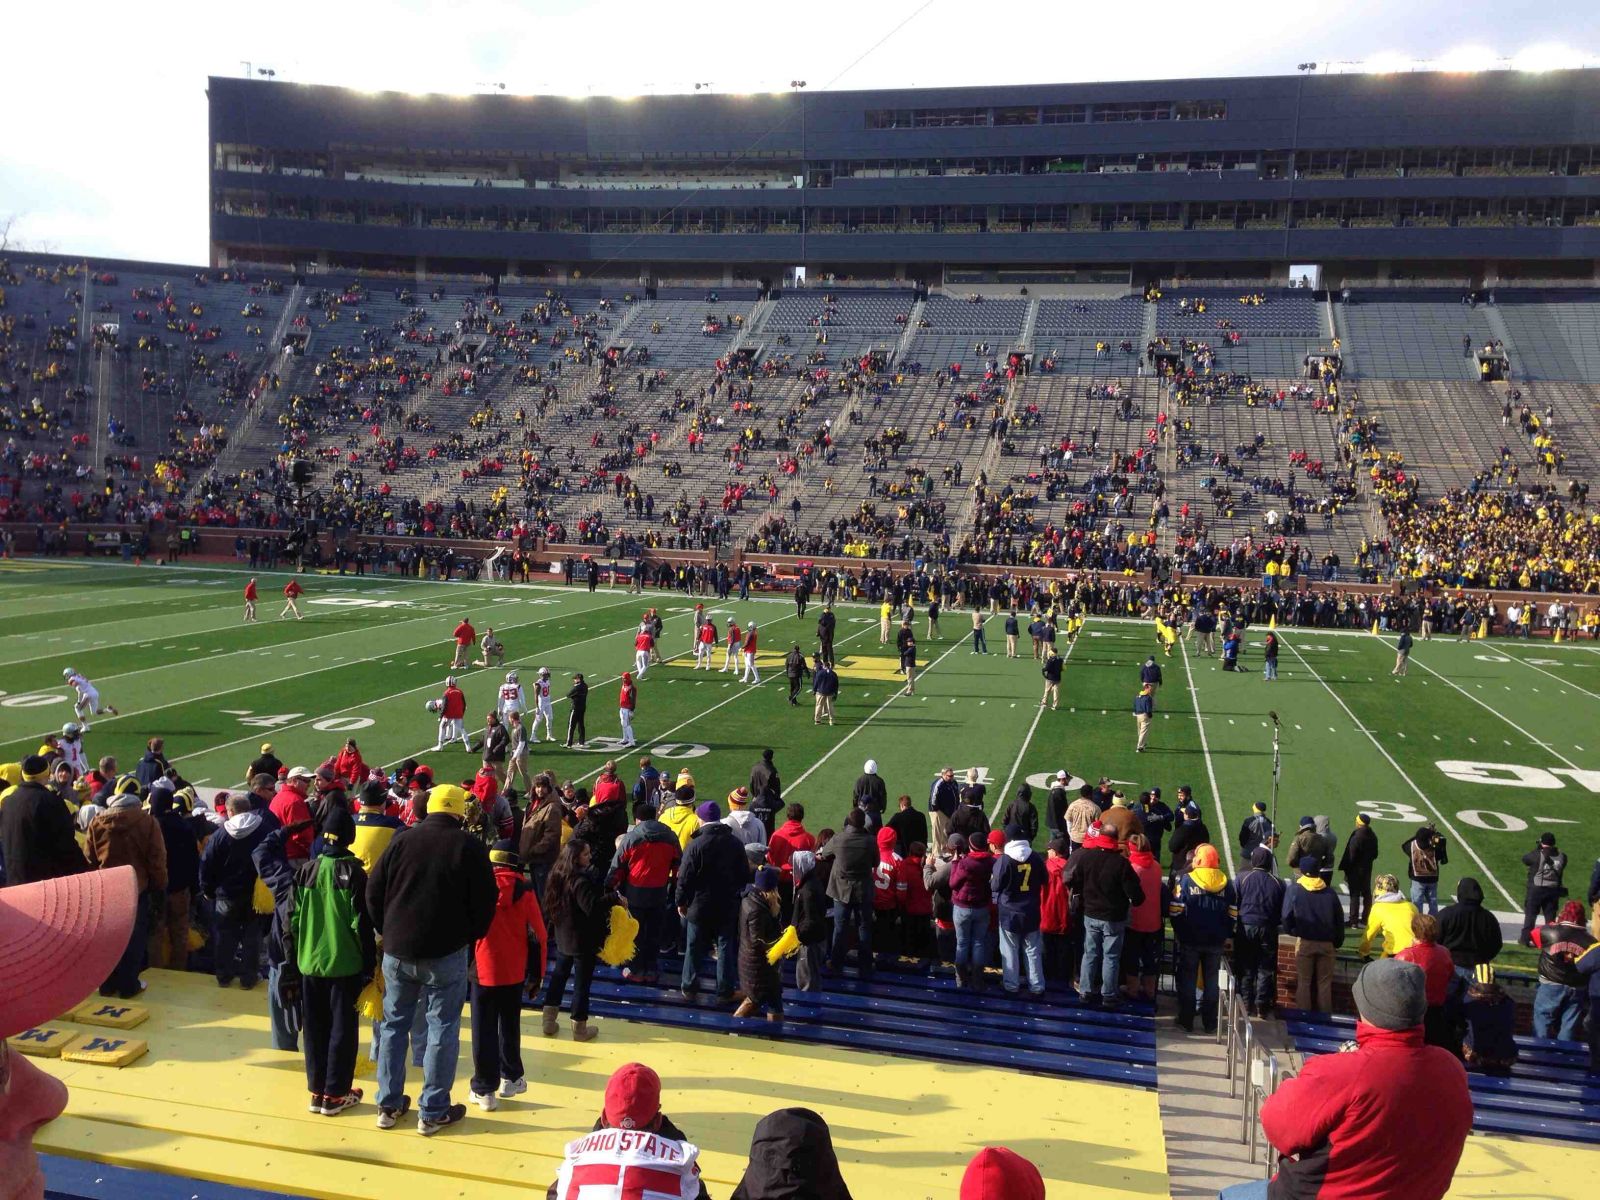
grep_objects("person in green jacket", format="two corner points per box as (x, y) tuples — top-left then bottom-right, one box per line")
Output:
(256, 805), (377, 1117)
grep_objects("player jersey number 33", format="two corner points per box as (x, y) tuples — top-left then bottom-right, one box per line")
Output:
(554, 1130), (702, 1200)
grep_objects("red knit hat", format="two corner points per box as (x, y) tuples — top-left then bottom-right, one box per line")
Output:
(960, 1147), (1044, 1200)
(985, 829), (1006, 850)
(603, 1062), (662, 1131)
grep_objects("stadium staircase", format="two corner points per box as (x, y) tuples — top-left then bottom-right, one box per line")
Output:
(557, 953), (1159, 1089)
(1281, 1007), (1600, 1145)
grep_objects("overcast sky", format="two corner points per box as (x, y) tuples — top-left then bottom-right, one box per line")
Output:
(3, 0), (1598, 264)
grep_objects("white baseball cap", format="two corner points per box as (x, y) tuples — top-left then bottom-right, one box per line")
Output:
(864, 759), (878, 775)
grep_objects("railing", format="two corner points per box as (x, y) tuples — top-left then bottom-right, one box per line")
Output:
(1222, 986), (1297, 1175)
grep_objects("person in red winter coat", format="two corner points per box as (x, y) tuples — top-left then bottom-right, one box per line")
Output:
(470, 841), (547, 1108)
(332, 740), (368, 790)
(1224, 958), (1472, 1200)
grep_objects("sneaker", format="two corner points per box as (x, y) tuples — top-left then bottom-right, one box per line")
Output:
(417, 1103), (468, 1136)
(469, 1091), (499, 1112)
(375, 1095), (412, 1130)
(309, 1093), (326, 1113)
(321, 1090), (362, 1116)
(496, 1077), (527, 1100)
(217, 976), (234, 988)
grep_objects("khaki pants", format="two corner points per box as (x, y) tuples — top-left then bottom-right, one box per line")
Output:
(1393, 651), (1408, 676)
(881, 616), (890, 642)
(931, 810), (951, 851)
(1042, 682), (1059, 709)
(1006, 633), (1017, 657)
(1135, 713), (1151, 751)
(814, 694), (835, 724)
(1296, 938), (1336, 1012)
(903, 663), (917, 694)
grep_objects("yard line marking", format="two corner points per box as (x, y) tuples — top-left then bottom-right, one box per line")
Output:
(1280, 635), (1517, 909)
(791, 633), (970, 800)
(1406, 646), (1583, 769)
(1498, 648), (1600, 702)
(993, 628), (1086, 823)
(0, 594), (644, 753)
(1180, 638), (1234, 877)
(1396, 732), (1406, 739)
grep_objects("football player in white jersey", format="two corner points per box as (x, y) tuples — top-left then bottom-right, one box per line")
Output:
(528, 666), (557, 743)
(63, 668), (118, 728)
(58, 722), (90, 777)
(497, 670), (527, 722)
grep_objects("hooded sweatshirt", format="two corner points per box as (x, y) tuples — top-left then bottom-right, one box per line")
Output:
(607, 817), (681, 905)
(199, 809), (270, 902)
(659, 794), (703, 850)
(991, 839), (1045, 933)
(872, 827), (903, 912)
(1236, 848), (1286, 928)
(730, 1107), (854, 1200)
(1438, 878), (1503, 968)
(949, 846), (994, 909)
(723, 806), (767, 849)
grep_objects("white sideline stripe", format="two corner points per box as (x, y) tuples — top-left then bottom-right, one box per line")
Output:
(1280, 634), (1518, 910)
(0, 575), (574, 675)
(1496, 647), (1600, 703)
(788, 633), (969, 799)
(0, 594), (643, 752)
(179, 608), (666, 776)
(1180, 637), (1236, 878)
(992, 627), (1084, 824)
(1401, 640), (1584, 770)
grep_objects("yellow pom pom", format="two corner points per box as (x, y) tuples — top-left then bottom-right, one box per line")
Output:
(186, 927), (206, 952)
(357, 974), (386, 1022)
(599, 904), (639, 967)
(766, 925), (802, 965)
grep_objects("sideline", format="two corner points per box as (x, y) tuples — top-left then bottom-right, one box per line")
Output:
(1179, 637), (1236, 877)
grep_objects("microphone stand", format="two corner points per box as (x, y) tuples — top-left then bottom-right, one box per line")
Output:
(1269, 711), (1282, 838)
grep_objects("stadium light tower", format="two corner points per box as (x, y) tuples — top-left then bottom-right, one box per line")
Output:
(257, 67), (277, 81)
(1296, 62), (1317, 73)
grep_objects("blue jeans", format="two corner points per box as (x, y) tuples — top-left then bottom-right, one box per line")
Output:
(369, 992), (427, 1068)
(829, 900), (874, 976)
(1219, 1183), (1269, 1200)
(1410, 880), (1438, 914)
(268, 961), (300, 1051)
(1081, 917), (1127, 1001)
(953, 905), (990, 978)
(999, 926), (1045, 994)
(681, 916), (736, 997)
(377, 948), (469, 1121)
(1263, 659), (1277, 680)
(1533, 982), (1588, 1041)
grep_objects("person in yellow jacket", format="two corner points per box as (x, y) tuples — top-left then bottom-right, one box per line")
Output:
(1359, 874), (1419, 958)
(657, 779), (703, 850)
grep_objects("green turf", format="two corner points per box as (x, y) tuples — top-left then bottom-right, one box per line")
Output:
(2, 558), (1596, 934)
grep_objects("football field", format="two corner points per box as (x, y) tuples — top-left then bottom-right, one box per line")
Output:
(3, 558), (1597, 929)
